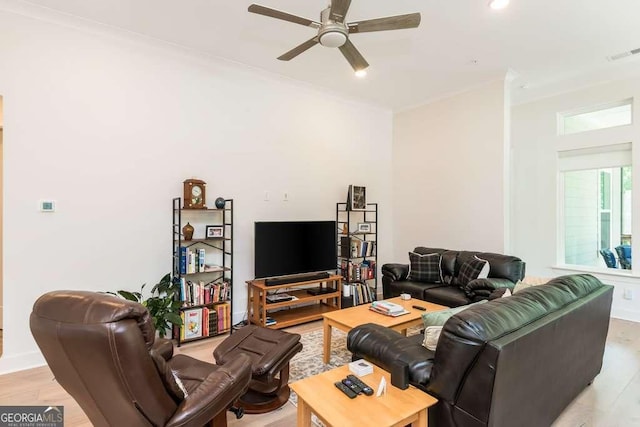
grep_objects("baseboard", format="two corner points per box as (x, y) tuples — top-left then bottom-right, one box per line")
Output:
(0, 350), (46, 375)
(611, 308), (640, 323)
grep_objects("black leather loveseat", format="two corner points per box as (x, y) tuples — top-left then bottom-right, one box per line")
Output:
(382, 247), (525, 307)
(348, 274), (613, 427)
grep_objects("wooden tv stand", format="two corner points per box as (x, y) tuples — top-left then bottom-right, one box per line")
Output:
(246, 274), (342, 329)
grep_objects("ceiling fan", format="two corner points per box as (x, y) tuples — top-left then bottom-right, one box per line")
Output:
(248, 1), (421, 73)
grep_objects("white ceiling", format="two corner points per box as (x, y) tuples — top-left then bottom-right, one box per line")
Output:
(17, 0), (640, 110)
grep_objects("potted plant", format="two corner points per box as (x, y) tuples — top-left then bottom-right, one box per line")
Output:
(112, 273), (183, 338)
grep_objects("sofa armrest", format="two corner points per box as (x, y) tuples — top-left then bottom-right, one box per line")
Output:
(166, 354), (252, 427)
(382, 263), (409, 281)
(463, 277), (516, 296)
(347, 323), (434, 389)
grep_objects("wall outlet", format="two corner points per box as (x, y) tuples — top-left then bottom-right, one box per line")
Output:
(623, 288), (634, 300)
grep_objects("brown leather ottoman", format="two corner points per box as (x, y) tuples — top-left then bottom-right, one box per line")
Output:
(213, 325), (303, 414)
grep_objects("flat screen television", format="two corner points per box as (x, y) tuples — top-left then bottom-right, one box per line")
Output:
(254, 221), (337, 279)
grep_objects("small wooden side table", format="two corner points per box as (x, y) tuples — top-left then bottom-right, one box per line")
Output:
(290, 364), (436, 427)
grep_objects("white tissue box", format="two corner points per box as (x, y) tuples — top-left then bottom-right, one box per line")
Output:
(349, 359), (374, 376)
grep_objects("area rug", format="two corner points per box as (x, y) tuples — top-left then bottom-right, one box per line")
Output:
(288, 328), (351, 406)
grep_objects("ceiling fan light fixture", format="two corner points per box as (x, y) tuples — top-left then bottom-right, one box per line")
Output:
(355, 69), (367, 78)
(319, 31), (347, 47)
(489, 0), (510, 10)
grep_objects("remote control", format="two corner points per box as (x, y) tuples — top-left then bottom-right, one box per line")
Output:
(346, 375), (374, 396)
(342, 378), (363, 394)
(412, 305), (427, 311)
(335, 381), (358, 398)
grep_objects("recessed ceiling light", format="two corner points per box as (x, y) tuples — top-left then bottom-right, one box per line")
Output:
(355, 69), (367, 78)
(489, 0), (510, 10)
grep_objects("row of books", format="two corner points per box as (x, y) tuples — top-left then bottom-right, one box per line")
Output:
(179, 303), (230, 341)
(340, 259), (376, 282)
(179, 246), (225, 274)
(178, 278), (230, 306)
(339, 237), (377, 258)
(342, 282), (375, 306)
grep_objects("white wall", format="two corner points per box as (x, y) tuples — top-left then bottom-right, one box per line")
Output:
(0, 8), (393, 373)
(512, 77), (640, 322)
(392, 79), (510, 259)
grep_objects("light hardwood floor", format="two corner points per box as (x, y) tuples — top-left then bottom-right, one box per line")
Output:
(0, 318), (638, 427)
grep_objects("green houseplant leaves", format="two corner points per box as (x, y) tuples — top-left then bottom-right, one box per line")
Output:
(112, 273), (183, 338)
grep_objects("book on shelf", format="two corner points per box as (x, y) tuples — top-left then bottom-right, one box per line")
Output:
(345, 282), (374, 306)
(208, 309), (218, 337)
(183, 308), (203, 339)
(265, 316), (277, 326)
(198, 248), (206, 272)
(216, 303), (230, 333)
(179, 279), (230, 306)
(202, 307), (209, 337)
(340, 260), (376, 283)
(180, 247), (223, 274)
(179, 246), (188, 274)
(203, 264), (225, 272)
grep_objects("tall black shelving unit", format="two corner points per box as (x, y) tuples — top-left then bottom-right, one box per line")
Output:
(172, 197), (234, 346)
(336, 202), (378, 307)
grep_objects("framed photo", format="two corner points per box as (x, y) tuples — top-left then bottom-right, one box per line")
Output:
(206, 225), (224, 239)
(348, 185), (367, 211)
(357, 223), (371, 233)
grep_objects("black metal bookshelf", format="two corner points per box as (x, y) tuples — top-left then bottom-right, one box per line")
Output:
(336, 202), (378, 307)
(172, 197), (234, 346)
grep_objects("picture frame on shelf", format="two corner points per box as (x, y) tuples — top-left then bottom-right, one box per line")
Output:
(348, 185), (367, 211)
(357, 223), (371, 233)
(206, 225), (224, 239)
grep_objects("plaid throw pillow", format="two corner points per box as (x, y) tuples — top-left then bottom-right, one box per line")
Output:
(458, 257), (488, 287)
(407, 252), (442, 283)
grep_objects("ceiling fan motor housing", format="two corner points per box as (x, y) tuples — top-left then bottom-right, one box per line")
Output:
(318, 23), (348, 47)
(318, 7), (347, 48)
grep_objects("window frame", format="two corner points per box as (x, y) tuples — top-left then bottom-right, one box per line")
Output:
(557, 98), (633, 136)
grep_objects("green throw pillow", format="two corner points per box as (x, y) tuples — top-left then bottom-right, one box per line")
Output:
(421, 300), (487, 328)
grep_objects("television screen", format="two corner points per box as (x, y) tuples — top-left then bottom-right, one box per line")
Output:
(254, 221), (337, 279)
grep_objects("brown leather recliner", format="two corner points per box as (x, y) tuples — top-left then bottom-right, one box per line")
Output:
(30, 290), (252, 427)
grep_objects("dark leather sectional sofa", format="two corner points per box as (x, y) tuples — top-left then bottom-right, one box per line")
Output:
(382, 247), (526, 307)
(348, 274), (613, 427)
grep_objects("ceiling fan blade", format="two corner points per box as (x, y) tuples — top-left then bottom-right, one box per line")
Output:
(330, 0), (352, 23)
(338, 39), (369, 72)
(248, 4), (320, 28)
(278, 37), (319, 61)
(348, 13), (421, 34)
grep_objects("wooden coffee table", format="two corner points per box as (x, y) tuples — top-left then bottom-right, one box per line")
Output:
(322, 297), (446, 364)
(290, 364), (437, 427)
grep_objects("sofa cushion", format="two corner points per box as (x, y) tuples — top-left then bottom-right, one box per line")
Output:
(408, 252), (442, 283)
(513, 276), (551, 293)
(458, 257), (488, 287)
(423, 286), (469, 307)
(476, 256), (490, 278)
(423, 326), (442, 351)
(150, 349), (185, 403)
(388, 281), (447, 300)
(421, 301), (487, 350)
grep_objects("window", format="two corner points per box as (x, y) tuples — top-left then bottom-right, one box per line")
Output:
(559, 100), (632, 135)
(559, 144), (632, 268)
